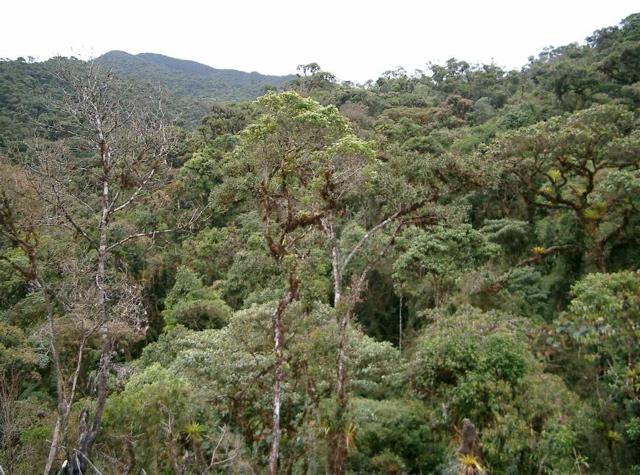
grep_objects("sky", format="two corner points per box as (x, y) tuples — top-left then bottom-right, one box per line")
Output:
(1, 1), (638, 83)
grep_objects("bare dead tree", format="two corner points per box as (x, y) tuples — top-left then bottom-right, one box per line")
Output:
(15, 61), (197, 474)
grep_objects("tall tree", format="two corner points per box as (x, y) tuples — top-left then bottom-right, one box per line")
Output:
(220, 90), (490, 473)
(22, 62), (188, 473)
(217, 91), (370, 473)
(489, 104), (640, 271)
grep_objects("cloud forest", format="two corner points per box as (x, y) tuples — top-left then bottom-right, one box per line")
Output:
(1, 12), (640, 475)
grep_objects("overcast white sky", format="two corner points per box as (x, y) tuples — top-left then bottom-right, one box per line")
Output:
(1, 1), (638, 83)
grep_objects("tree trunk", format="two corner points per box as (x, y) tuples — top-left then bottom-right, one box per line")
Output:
(398, 293), (403, 352)
(457, 419), (478, 457)
(323, 218), (349, 474)
(322, 217), (342, 305)
(269, 278), (298, 475)
(43, 415), (62, 475)
(456, 419), (483, 475)
(70, 336), (111, 474)
(70, 234), (110, 473)
(70, 147), (112, 473)
(329, 260), (378, 474)
(41, 286), (68, 475)
(322, 204), (404, 473)
(328, 304), (350, 475)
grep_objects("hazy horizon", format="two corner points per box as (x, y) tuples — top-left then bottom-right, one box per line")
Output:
(1, 0), (638, 83)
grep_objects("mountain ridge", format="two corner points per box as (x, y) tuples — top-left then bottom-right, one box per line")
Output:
(94, 50), (295, 102)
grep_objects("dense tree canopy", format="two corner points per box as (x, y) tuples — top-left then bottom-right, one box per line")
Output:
(1, 12), (640, 475)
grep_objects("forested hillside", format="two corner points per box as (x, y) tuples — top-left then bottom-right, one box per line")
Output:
(95, 51), (294, 102)
(0, 52), (293, 153)
(1, 13), (640, 475)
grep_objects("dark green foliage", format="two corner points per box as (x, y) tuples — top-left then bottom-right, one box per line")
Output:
(3, 13), (640, 474)
(348, 398), (443, 474)
(558, 271), (640, 471)
(0, 57), (72, 155)
(162, 266), (231, 330)
(409, 306), (590, 474)
(393, 225), (499, 307)
(95, 50), (294, 103)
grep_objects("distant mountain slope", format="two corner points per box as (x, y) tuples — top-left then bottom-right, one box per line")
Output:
(95, 51), (294, 102)
(1, 51), (289, 153)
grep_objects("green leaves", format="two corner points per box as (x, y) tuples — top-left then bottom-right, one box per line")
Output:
(0, 321), (38, 373)
(347, 398), (439, 473)
(409, 305), (589, 473)
(559, 271), (640, 463)
(563, 271), (640, 343)
(395, 225), (499, 279)
(393, 225), (499, 306)
(102, 364), (203, 471)
(409, 306), (529, 396)
(162, 266), (231, 330)
(488, 103), (640, 272)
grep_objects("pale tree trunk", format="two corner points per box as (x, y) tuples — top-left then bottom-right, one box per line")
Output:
(329, 278), (367, 475)
(323, 217), (351, 475)
(398, 293), (403, 352)
(43, 415), (62, 475)
(269, 313), (283, 475)
(70, 133), (112, 474)
(38, 278), (79, 475)
(43, 294), (65, 475)
(328, 306), (351, 475)
(71, 336), (111, 473)
(328, 272), (365, 475)
(48, 316), (86, 475)
(323, 218), (342, 305)
(17, 64), (178, 475)
(269, 278), (299, 475)
(325, 215), (402, 474)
